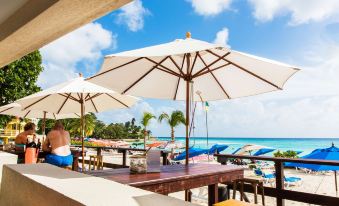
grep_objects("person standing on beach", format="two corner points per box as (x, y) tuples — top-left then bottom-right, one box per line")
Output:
(43, 121), (73, 167)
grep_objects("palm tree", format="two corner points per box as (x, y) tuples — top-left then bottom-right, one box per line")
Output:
(141, 112), (155, 149)
(158, 110), (185, 145)
(67, 113), (97, 137)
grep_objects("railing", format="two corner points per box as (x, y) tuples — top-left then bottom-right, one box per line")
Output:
(215, 154), (339, 206)
(71, 145), (170, 168)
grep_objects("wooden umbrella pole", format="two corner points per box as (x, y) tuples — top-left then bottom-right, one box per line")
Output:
(185, 53), (191, 166)
(81, 96), (85, 172)
(335, 171), (337, 192)
(42, 111), (46, 142)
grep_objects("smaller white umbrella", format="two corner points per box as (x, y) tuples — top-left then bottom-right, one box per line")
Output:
(0, 103), (81, 119)
(236, 144), (272, 155)
(0, 102), (81, 139)
(15, 75), (139, 170)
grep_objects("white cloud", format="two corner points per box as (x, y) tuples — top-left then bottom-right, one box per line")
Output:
(38, 23), (116, 88)
(188, 0), (233, 16)
(116, 0), (150, 32)
(248, 0), (339, 25)
(213, 27), (230, 47)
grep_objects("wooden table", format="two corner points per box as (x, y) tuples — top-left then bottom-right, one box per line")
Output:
(87, 163), (244, 206)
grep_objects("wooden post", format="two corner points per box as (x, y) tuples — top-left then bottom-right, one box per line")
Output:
(208, 183), (218, 206)
(275, 160), (285, 206)
(97, 147), (102, 156)
(122, 150), (127, 167)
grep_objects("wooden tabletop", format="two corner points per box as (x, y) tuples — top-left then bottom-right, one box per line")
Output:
(88, 163), (243, 187)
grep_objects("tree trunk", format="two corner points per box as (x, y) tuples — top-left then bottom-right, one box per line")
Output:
(144, 128), (147, 149)
(171, 127), (175, 154)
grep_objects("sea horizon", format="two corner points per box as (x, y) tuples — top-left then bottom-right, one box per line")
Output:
(157, 137), (339, 156)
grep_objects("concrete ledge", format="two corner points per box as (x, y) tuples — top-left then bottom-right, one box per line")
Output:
(0, 163), (198, 206)
(0, 151), (17, 187)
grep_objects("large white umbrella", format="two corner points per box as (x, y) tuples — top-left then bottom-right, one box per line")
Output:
(88, 33), (299, 165)
(15, 75), (138, 170)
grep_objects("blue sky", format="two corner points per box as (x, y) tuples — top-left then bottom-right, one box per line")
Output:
(37, 0), (339, 138)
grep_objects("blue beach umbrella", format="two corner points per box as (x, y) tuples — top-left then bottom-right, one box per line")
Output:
(253, 148), (275, 156)
(174, 147), (208, 161)
(285, 143), (339, 191)
(232, 147), (241, 154)
(206, 144), (229, 155)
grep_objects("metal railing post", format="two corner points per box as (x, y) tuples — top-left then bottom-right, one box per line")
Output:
(275, 160), (285, 206)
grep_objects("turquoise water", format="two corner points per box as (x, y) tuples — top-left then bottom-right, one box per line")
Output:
(157, 137), (339, 156)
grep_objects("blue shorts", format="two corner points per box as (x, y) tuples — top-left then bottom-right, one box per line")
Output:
(45, 154), (73, 167)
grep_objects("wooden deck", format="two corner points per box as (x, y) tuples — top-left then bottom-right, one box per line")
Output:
(87, 163), (244, 206)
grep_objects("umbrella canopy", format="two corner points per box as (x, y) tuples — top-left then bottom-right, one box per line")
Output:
(174, 147), (208, 161)
(206, 144), (228, 155)
(0, 103), (80, 119)
(285, 144), (339, 191)
(285, 145), (339, 171)
(236, 144), (271, 155)
(88, 33), (299, 164)
(232, 147), (242, 154)
(15, 76), (138, 170)
(253, 148), (276, 156)
(16, 77), (138, 114)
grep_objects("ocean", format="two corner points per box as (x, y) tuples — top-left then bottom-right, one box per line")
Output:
(157, 137), (339, 156)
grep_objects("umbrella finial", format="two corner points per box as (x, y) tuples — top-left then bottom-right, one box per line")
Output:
(79, 73), (83, 77)
(186, 32), (191, 39)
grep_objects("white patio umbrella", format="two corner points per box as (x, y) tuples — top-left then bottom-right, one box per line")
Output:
(15, 75), (138, 170)
(87, 32), (299, 165)
(236, 144), (272, 155)
(0, 102), (81, 139)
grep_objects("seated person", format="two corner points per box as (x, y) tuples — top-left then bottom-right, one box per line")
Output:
(43, 121), (73, 167)
(15, 122), (36, 151)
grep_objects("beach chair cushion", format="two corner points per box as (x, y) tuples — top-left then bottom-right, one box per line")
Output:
(214, 199), (258, 206)
(284, 176), (301, 182)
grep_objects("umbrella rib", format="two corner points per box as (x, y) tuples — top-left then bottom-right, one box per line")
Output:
(105, 93), (129, 108)
(87, 57), (144, 80)
(88, 94), (99, 113)
(53, 113), (56, 120)
(58, 93), (79, 102)
(168, 56), (186, 77)
(74, 113), (80, 118)
(197, 53), (230, 99)
(86, 93), (102, 101)
(192, 52), (231, 78)
(123, 56), (170, 94)
(57, 93), (71, 114)
(173, 54), (186, 100)
(24, 94), (51, 110)
(194, 63), (231, 77)
(23, 110), (31, 118)
(0, 107), (14, 114)
(144, 57), (182, 77)
(173, 77), (181, 100)
(206, 50), (281, 89)
(189, 52), (198, 76)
